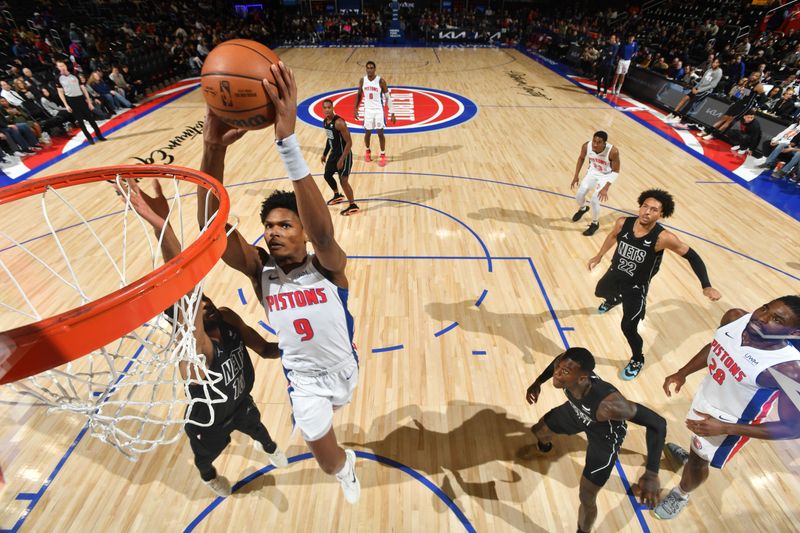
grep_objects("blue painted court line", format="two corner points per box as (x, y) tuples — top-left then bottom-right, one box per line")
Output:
(695, 180), (735, 184)
(474, 289), (488, 307)
(257, 320), (276, 335)
(184, 451), (477, 533)
(355, 198), (493, 272)
(561, 327), (575, 332)
(13, 493), (36, 501)
(434, 321), (459, 338)
(237, 288), (247, 305)
(372, 344), (404, 353)
(472, 350), (487, 356)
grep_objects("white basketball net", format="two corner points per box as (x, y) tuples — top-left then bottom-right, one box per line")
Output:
(0, 174), (229, 460)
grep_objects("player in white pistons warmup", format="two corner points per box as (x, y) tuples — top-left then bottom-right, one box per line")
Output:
(571, 131), (620, 236)
(196, 62), (361, 503)
(353, 60), (395, 167)
(654, 296), (800, 520)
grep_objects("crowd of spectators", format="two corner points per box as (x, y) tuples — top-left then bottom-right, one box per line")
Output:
(525, 0), (800, 184)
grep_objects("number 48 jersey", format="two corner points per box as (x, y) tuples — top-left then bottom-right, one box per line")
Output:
(610, 217), (665, 286)
(261, 254), (357, 373)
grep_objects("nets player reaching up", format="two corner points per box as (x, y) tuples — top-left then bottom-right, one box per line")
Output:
(654, 296), (800, 520)
(526, 347), (667, 533)
(125, 179), (288, 497)
(588, 189), (721, 381)
(320, 98), (358, 216)
(197, 62), (361, 504)
(353, 60), (395, 167)
(570, 131), (620, 236)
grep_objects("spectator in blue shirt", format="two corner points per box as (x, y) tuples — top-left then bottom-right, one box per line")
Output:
(611, 35), (637, 95)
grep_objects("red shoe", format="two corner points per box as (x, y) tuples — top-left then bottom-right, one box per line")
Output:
(365, 149), (372, 162)
(378, 154), (387, 167)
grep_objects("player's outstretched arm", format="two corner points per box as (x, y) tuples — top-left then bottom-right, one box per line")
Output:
(663, 308), (746, 396)
(197, 111), (263, 284)
(525, 352), (563, 404)
(658, 231), (721, 301)
(588, 216), (625, 270)
(596, 392), (665, 507)
(688, 360), (800, 440)
(121, 180), (214, 373)
(219, 308), (280, 359)
(263, 63), (347, 280)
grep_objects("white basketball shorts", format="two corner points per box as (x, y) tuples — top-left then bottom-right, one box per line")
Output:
(287, 359), (358, 441)
(616, 59), (631, 75)
(363, 109), (386, 131)
(686, 394), (749, 469)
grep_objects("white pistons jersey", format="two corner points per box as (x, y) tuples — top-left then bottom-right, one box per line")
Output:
(362, 75), (383, 112)
(587, 141), (613, 177)
(693, 313), (799, 424)
(260, 254), (357, 373)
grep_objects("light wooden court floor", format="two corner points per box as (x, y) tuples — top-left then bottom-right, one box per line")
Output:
(0, 47), (798, 532)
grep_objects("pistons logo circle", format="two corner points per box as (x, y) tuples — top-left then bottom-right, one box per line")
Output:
(298, 86), (478, 134)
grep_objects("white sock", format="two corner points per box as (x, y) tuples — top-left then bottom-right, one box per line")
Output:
(335, 455), (352, 479)
(380, 151), (385, 155)
(676, 485), (690, 499)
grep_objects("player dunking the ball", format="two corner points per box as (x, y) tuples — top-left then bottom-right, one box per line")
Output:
(588, 189), (721, 380)
(197, 62), (361, 503)
(654, 296), (800, 520)
(571, 131), (620, 236)
(125, 180), (288, 497)
(354, 60), (395, 167)
(526, 347), (666, 533)
(321, 98), (358, 216)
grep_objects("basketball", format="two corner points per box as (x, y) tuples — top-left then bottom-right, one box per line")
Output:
(200, 39), (281, 130)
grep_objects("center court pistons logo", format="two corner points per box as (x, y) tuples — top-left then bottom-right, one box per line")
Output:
(298, 86), (478, 134)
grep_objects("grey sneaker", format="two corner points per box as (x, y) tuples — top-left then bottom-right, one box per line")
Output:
(204, 475), (232, 497)
(335, 449), (361, 504)
(654, 487), (689, 520)
(666, 442), (689, 466)
(254, 440), (289, 468)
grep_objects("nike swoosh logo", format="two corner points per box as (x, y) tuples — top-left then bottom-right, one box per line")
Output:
(724, 331), (734, 338)
(345, 371), (355, 380)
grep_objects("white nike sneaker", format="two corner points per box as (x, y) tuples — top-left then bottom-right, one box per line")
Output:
(254, 440), (289, 468)
(335, 449), (361, 504)
(204, 475), (232, 497)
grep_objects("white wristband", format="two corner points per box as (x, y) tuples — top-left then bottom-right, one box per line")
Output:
(275, 134), (311, 181)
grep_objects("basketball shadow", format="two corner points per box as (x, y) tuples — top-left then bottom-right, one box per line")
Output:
(468, 207), (618, 235)
(346, 402), (645, 532)
(391, 145), (461, 162)
(787, 261), (800, 271)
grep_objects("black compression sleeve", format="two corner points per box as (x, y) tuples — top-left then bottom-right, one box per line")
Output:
(682, 247), (711, 288)
(630, 404), (667, 473)
(535, 357), (557, 385)
(323, 143), (330, 157)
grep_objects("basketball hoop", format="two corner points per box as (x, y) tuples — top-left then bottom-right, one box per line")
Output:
(0, 165), (231, 458)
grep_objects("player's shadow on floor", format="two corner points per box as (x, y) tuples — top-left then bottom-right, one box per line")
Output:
(468, 207), (618, 235)
(425, 299), (566, 365)
(112, 127), (172, 141)
(391, 145), (461, 162)
(347, 402), (645, 533)
(787, 261), (800, 271)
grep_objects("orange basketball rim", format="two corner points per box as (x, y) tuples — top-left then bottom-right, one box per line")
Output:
(0, 165), (229, 384)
